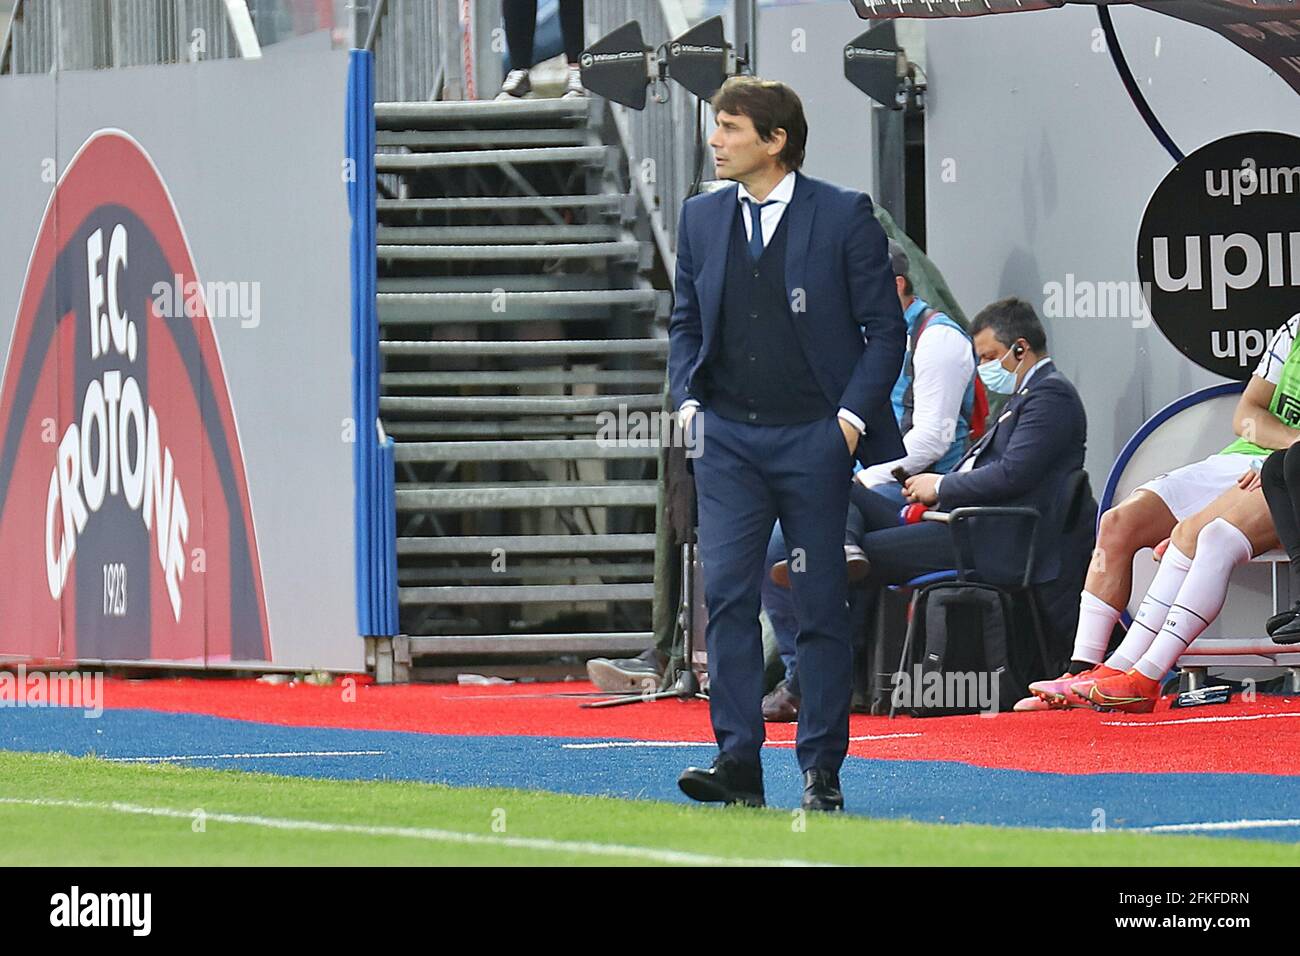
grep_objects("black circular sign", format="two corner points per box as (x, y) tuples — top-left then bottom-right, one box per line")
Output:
(1137, 130), (1300, 381)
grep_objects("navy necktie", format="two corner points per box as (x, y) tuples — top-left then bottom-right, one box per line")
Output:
(744, 198), (776, 261)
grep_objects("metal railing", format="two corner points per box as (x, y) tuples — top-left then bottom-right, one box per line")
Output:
(358, 0), (703, 269)
(0, 0), (267, 74)
(361, 0), (499, 103)
(589, 0), (703, 274)
(362, 0), (447, 102)
(1, 0), (343, 76)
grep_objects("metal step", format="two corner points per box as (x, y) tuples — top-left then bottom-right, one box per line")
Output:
(376, 224), (621, 245)
(394, 438), (660, 463)
(377, 276), (615, 293)
(382, 370), (666, 388)
(377, 194), (632, 216)
(376, 98), (590, 130)
(376, 128), (590, 149)
(380, 339), (667, 358)
(397, 533), (656, 556)
(399, 582), (654, 604)
(383, 419), (605, 439)
(375, 145), (614, 172)
(377, 240), (642, 263)
(381, 394), (662, 416)
(377, 289), (664, 323)
(396, 481), (658, 511)
(406, 632), (652, 656)
(399, 562), (655, 584)
(371, 92), (666, 672)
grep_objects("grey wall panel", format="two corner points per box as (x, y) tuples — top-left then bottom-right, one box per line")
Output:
(923, 5), (1300, 484)
(756, 1), (878, 197)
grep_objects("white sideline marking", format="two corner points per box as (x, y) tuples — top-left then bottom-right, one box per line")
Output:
(768, 733), (923, 747)
(104, 750), (386, 763)
(0, 797), (832, 867)
(562, 733), (921, 750)
(1128, 818), (1300, 834)
(1102, 711), (1300, 727)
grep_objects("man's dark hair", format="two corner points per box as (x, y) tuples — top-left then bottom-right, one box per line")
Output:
(711, 76), (808, 172)
(971, 297), (1047, 353)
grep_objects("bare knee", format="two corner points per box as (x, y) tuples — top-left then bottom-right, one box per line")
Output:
(1170, 520), (1199, 557)
(1097, 504), (1150, 554)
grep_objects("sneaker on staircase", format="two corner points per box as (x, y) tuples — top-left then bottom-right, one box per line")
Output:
(496, 69), (532, 100)
(561, 63), (587, 99)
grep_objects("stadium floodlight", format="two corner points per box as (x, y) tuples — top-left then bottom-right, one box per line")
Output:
(842, 20), (924, 111)
(578, 15), (745, 111)
(577, 20), (654, 110)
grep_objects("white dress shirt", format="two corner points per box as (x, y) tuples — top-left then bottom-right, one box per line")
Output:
(680, 170), (868, 436)
(857, 317), (975, 488)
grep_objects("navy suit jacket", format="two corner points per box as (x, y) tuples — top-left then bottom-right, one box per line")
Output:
(937, 360), (1088, 582)
(667, 172), (906, 466)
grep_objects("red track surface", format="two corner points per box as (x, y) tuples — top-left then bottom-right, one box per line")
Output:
(82, 677), (1300, 777)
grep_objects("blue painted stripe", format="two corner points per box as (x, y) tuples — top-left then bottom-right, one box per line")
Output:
(5, 708), (1298, 843)
(346, 49), (396, 636)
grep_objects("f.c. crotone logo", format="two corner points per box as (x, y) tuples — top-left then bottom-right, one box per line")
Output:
(0, 130), (270, 663)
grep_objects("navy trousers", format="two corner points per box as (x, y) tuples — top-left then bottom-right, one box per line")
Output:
(691, 409), (855, 773)
(763, 482), (910, 685)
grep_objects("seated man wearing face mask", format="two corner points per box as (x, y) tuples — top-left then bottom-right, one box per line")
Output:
(837, 297), (1087, 594)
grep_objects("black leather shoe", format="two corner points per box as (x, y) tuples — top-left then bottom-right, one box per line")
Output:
(762, 679), (800, 722)
(678, 754), (765, 807)
(770, 545), (872, 588)
(1267, 602), (1300, 636)
(801, 768), (844, 812)
(1272, 614), (1300, 645)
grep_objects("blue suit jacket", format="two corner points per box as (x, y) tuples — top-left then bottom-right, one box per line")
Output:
(667, 172), (906, 466)
(937, 360), (1088, 583)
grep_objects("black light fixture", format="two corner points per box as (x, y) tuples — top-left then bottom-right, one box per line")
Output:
(577, 20), (654, 110)
(843, 20), (924, 111)
(578, 16), (745, 111)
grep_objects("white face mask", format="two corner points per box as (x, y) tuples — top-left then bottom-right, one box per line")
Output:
(977, 346), (1024, 396)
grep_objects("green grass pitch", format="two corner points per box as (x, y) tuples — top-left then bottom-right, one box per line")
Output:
(0, 751), (1294, 866)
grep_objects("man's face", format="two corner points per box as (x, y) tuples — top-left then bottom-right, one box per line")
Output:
(973, 328), (1015, 367)
(708, 110), (785, 181)
(895, 275), (909, 309)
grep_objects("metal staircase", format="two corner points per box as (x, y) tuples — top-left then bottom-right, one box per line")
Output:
(372, 95), (671, 673)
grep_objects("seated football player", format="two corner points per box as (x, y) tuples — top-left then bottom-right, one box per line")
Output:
(1023, 313), (1300, 710)
(1051, 471), (1277, 713)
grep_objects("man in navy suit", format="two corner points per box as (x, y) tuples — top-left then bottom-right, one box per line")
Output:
(670, 77), (905, 811)
(848, 298), (1087, 593)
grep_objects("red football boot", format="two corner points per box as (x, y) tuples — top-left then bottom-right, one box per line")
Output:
(1075, 668), (1162, 714)
(1026, 663), (1122, 708)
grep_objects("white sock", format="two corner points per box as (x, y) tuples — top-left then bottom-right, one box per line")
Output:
(1070, 590), (1123, 665)
(1135, 518), (1253, 681)
(1107, 542), (1194, 671)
